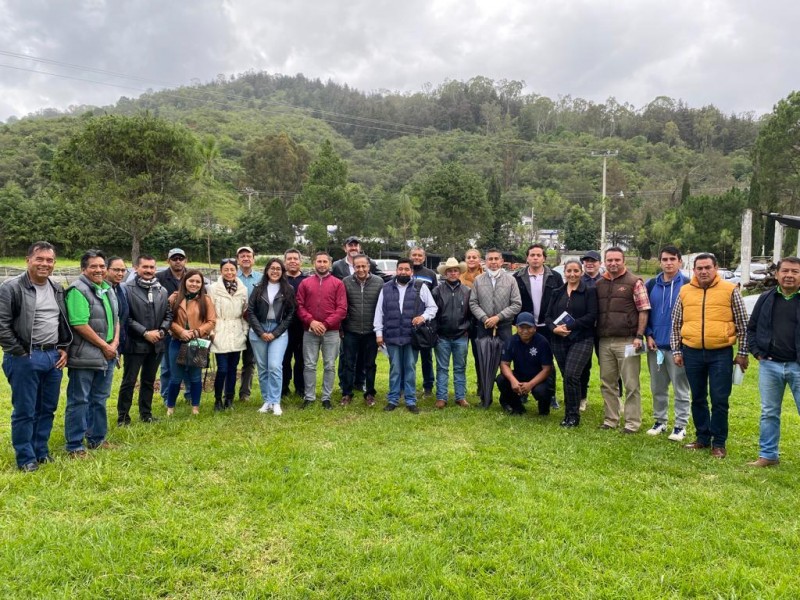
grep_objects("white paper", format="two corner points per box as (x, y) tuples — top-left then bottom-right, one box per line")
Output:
(732, 364), (745, 385)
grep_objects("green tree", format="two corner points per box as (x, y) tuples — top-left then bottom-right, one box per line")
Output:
(416, 163), (491, 254)
(242, 132), (311, 203)
(753, 91), (800, 216)
(292, 139), (366, 250)
(51, 113), (202, 259)
(483, 174), (518, 249)
(563, 205), (599, 250)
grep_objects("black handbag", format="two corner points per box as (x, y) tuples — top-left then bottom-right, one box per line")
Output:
(177, 339), (210, 368)
(411, 281), (438, 350)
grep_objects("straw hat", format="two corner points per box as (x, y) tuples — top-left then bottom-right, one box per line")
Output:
(437, 257), (468, 275)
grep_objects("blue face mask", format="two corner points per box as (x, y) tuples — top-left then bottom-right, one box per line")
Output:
(656, 349), (665, 368)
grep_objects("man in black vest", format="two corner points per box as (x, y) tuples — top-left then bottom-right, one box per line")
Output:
(64, 250), (119, 456)
(341, 254), (384, 406)
(595, 247), (650, 433)
(117, 254), (173, 425)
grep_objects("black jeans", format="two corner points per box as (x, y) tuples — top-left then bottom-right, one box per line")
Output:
(239, 339), (255, 399)
(496, 372), (552, 415)
(282, 324), (305, 396)
(341, 331), (378, 397)
(117, 351), (162, 423)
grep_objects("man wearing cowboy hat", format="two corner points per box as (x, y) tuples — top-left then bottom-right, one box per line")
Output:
(432, 258), (472, 408)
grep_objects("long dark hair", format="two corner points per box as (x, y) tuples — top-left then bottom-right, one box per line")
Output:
(173, 269), (209, 322)
(254, 258), (296, 310)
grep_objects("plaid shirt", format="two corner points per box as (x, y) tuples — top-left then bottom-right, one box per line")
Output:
(670, 282), (749, 357)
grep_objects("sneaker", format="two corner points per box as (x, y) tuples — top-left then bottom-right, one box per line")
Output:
(19, 462), (39, 473)
(646, 422), (667, 436)
(667, 426), (686, 442)
(258, 403), (272, 414)
(550, 397), (560, 410)
(322, 400), (332, 410)
(272, 404), (283, 416)
(579, 398), (587, 412)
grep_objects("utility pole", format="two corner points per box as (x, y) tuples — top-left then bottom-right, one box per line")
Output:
(591, 151), (618, 252)
(241, 187), (257, 211)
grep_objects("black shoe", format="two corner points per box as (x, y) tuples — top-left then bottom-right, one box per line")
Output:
(19, 462), (39, 473)
(223, 396), (234, 410)
(214, 399), (223, 412)
(141, 416), (159, 423)
(37, 455), (55, 464)
(301, 400), (312, 409)
(560, 417), (579, 428)
(117, 420), (131, 427)
(384, 403), (398, 412)
(406, 405), (420, 414)
(322, 400), (332, 410)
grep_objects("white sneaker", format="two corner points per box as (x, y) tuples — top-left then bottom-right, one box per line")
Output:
(258, 402), (272, 414)
(646, 422), (667, 436)
(579, 398), (587, 412)
(668, 426), (686, 441)
(272, 404), (283, 416)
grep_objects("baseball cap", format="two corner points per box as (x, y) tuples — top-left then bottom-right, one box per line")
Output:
(168, 248), (186, 259)
(516, 312), (536, 327)
(236, 246), (254, 255)
(581, 251), (601, 262)
(344, 236), (361, 245)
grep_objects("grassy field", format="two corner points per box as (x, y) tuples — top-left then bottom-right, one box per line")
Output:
(2, 350), (800, 599)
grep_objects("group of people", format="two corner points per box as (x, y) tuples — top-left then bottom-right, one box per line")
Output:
(2, 238), (799, 473)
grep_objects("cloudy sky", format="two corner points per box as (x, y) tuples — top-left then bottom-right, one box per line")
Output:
(0, 0), (796, 122)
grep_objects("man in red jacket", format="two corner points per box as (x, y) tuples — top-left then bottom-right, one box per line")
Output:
(296, 251), (348, 409)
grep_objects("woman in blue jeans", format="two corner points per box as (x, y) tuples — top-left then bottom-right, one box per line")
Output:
(167, 271), (216, 416)
(247, 258), (296, 416)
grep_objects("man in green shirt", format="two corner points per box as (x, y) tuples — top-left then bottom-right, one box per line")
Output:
(64, 250), (119, 456)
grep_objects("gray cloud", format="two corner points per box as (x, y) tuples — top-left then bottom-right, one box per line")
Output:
(0, 0), (796, 121)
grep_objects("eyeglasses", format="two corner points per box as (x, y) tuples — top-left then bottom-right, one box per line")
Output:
(267, 266), (283, 272)
(170, 256), (186, 262)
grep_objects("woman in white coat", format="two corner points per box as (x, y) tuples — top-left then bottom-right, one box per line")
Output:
(210, 258), (249, 410)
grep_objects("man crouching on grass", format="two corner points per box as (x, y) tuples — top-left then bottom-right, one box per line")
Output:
(496, 312), (553, 415)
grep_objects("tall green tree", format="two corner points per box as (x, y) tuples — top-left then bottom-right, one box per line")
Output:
(290, 139), (366, 250)
(753, 91), (800, 216)
(563, 205), (599, 250)
(51, 113), (201, 258)
(416, 163), (491, 254)
(483, 174), (518, 249)
(242, 132), (311, 203)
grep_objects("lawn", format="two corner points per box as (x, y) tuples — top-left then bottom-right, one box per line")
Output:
(1, 352), (800, 599)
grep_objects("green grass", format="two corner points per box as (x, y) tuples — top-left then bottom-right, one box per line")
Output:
(1, 353), (800, 598)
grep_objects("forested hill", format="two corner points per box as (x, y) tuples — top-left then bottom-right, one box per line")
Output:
(0, 71), (784, 262)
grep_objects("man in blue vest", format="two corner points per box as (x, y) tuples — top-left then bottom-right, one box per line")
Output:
(64, 249), (119, 457)
(374, 258), (437, 413)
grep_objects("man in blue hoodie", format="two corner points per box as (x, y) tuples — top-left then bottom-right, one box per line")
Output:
(644, 245), (691, 441)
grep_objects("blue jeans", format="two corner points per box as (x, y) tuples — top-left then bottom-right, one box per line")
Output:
(213, 351), (241, 400)
(3, 349), (63, 467)
(250, 322), (289, 405)
(682, 346), (733, 448)
(160, 339), (191, 399)
(64, 361), (115, 451)
(166, 338), (203, 407)
(435, 335), (468, 402)
(757, 359), (800, 460)
(386, 343), (419, 406)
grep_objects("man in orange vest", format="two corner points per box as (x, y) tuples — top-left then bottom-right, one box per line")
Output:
(671, 253), (749, 458)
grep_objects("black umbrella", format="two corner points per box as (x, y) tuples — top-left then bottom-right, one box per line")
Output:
(476, 328), (505, 408)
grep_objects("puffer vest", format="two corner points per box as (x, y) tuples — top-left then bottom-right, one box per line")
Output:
(382, 281), (420, 346)
(679, 275), (737, 350)
(596, 270), (641, 337)
(67, 275), (118, 369)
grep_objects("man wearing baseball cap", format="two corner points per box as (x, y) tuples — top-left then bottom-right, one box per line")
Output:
(579, 250), (604, 412)
(156, 248), (189, 404)
(236, 245), (261, 403)
(496, 312), (554, 415)
(331, 236), (386, 281)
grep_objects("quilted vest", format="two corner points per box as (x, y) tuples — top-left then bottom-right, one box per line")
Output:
(67, 275), (118, 369)
(382, 281), (419, 346)
(596, 270), (641, 338)
(679, 275), (737, 350)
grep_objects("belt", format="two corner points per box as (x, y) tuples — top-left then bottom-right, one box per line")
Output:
(31, 344), (59, 351)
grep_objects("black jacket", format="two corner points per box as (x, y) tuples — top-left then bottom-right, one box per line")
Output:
(0, 271), (72, 356)
(332, 257), (387, 281)
(545, 280), (598, 343)
(747, 288), (800, 361)
(342, 273), (384, 335)
(248, 283), (296, 339)
(432, 280), (471, 339)
(514, 266), (563, 323)
(124, 278), (173, 354)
